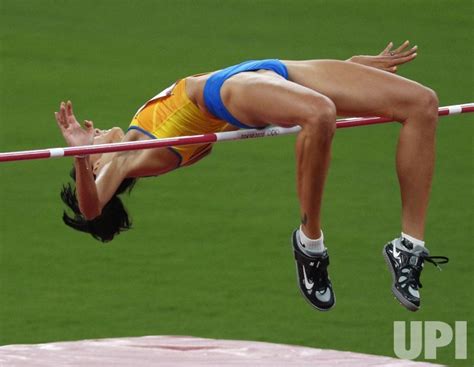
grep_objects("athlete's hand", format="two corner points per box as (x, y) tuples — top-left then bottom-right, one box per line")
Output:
(55, 101), (94, 147)
(348, 40), (417, 73)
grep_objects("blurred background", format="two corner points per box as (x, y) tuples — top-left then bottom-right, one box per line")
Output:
(0, 1), (472, 365)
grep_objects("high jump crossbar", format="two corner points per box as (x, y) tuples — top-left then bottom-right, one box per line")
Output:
(0, 103), (473, 163)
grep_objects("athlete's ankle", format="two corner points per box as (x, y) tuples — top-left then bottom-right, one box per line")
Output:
(298, 226), (326, 254)
(401, 232), (425, 247)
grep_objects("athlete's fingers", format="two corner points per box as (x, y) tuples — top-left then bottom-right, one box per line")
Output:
(60, 102), (68, 128)
(54, 111), (61, 124)
(54, 111), (61, 125)
(380, 41), (414, 59)
(84, 120), (94, 131)
(377, 51), (417, 67)
(380, 41), (393, 55)
(393, 45), (417, 59)
(66, 100), (73, 117)
(391, 52), (417, 66)
(54, 112), (65, 129)
(387, 66), (398, 73)
(393, 40), (410, 54)
(377, 65), (397, 73)
(66, 100), (81, 128)
(370, 57), (396, 68)
(380, 66), (397, 73)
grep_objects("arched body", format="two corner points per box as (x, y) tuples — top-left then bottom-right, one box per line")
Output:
(55, 41), (448, 312)
(55, 41), (435, 242)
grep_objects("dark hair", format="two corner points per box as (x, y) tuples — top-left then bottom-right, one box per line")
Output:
(60, 168), (136, 243)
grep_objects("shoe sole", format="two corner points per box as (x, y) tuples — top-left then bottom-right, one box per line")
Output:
(382, 247), (419, 312)
(291, 231), (336, 312)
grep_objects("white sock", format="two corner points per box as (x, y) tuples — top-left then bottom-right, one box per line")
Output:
(298, 226), (326, 254)
(401, 232), (425, 247)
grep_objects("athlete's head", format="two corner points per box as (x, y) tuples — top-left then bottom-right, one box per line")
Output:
(60, 126), (136, 243)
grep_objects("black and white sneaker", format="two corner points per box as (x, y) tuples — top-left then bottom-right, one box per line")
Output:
(383, 237), (449, 312)
(291, 229), (335, 311)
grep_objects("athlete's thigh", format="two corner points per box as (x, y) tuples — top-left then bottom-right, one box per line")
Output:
(220, 72), (328, 128)
(283, 60), (427, 120)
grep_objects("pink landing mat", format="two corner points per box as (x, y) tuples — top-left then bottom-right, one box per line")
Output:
(0, 335), (444, 367)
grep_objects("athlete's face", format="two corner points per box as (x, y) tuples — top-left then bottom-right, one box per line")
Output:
(90, 127), (124, 174)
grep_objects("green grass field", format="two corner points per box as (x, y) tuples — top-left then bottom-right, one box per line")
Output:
(1, 1), (472, 365)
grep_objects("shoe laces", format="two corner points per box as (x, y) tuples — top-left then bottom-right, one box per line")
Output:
(309, 257), (330, 292)
(403, 251), (449, 289)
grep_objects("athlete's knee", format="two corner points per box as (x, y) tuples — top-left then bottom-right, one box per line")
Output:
(419, 87), (439, 120)
(407, 86), (439, 126)
(300, 95), (336, 136)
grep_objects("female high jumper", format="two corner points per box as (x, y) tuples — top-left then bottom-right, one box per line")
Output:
(55, 41), (448, 312)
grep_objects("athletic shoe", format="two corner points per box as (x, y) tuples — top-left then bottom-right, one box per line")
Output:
(291, 229), (335, 311)
(383, 237), (449, 311)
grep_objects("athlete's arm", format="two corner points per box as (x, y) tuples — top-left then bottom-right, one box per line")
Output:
(348, 40), (417, 73)
(56, 101), (181, 219)
(55, 101), (100, 218)
(74, 148), (176, 219)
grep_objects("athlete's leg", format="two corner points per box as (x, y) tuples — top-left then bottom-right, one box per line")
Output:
(221, 72), (336, 238)
(284, 60), (438, 240)
(220, 72), (337, 310)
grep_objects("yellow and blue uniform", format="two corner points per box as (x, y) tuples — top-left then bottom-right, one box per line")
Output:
(128, 59), (288, 166)
(129, 79), (233, 166)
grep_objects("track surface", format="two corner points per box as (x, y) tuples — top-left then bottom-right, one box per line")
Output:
(0, 336), (443, 367)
